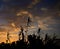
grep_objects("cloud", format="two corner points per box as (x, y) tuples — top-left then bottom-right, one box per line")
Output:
(17, 10), (33, 18)
(40, 8), (48, 11)
(36, 16), (52, 30)
(0, 0), (60, 43)
(0, 27), (7, 32)
(28, 0), (41, 8)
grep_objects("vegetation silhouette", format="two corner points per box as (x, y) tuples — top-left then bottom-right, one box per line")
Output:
(0, 30), (60, 49)
(0, 17), (60, 49)
(6, 31), (10, 43)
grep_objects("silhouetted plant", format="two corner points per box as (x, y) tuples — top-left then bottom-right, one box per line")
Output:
(6, 31), (10, 43)
(37, 28), (41, 34)
(18, 26), (24, 41)
(0, 29), (60, 49)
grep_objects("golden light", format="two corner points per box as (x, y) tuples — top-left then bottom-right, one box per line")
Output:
(11, 23), (16, 27)
(14, 28), (20, 32)
(17, 10), (33, 18)
(0, 23), (21, 43)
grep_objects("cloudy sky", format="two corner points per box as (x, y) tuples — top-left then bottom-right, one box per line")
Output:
(0, 0), (60, 43)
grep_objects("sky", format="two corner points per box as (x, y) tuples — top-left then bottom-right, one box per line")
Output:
(0, 0), (60, 43)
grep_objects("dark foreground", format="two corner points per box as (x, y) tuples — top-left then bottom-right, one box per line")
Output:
(0, 34), (60, 49)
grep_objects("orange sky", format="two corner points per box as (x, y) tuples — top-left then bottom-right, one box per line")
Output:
(0, 10), (52, 43)
(0, 10), (60, 43)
